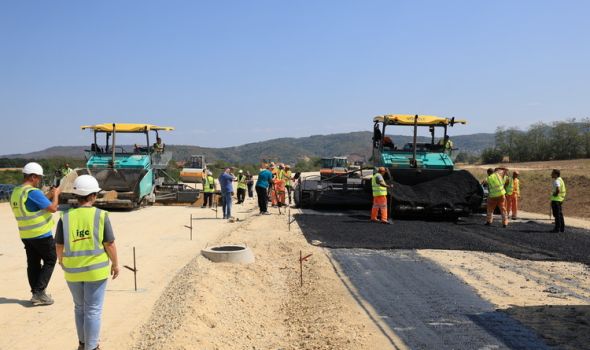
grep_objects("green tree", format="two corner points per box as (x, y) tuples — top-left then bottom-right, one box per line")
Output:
(550, 119), (582, 160)
(481, 148), (503, 164)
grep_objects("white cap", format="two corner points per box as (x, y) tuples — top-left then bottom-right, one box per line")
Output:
(72, 175), (101, 196)
(23, 162), (44, 176)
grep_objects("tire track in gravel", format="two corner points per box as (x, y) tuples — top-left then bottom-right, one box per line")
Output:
(471, 251), (590, 303)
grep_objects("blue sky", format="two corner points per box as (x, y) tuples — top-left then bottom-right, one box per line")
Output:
(1, 1), (589, 154)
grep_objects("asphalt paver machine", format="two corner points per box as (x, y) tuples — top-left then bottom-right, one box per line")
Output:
(373, 114), (483, 217)
(294, 114), (483, 218)
(60, 123), (199, 209)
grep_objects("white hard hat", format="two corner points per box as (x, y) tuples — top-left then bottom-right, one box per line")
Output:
(72, 175), (101, 196)
(23, 162), (44, 176)
(206, 170), (212, 176)
(238, 170), (243, 173)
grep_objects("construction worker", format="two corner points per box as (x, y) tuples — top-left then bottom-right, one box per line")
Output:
(61, 163), (73, 177)
(371, 167), (391, 224)
(10, 162), (60, 306)
(273, 164), (287, 207)
(236, 170), (247, 204)
(481, 168), (494, 186)
(152, 137), (164, 153)
(284, 165), (293, 204)
(255, 165), (273, 215)
(550, 169), (566, 233)
(55, 175), (119, 350)
(269, 163), (277, 205)
(438, 135), (453, 154)
(201, 170), (215, 208)
(485, 167), (508, 228)
(506, 170), (520, 219)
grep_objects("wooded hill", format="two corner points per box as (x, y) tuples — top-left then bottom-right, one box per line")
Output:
(2, 131), (494, 165)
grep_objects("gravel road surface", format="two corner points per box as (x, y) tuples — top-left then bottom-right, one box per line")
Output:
(331, 249), (551, 349)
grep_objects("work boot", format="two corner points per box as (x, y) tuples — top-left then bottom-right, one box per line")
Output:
(78, 341), (84, 350)
(31, 291), (54, 306)
(484, 222), (491, 226)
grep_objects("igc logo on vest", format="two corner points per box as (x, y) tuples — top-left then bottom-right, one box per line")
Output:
(74, 229), (91, 241)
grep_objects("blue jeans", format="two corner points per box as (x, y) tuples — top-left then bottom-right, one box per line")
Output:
(221, 191), (232, 218)
(67, 279), (107, 350)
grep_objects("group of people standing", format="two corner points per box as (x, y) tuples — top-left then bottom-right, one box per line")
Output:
(10, 162), (118, 350)
(254, 162), (294, 215)
(484, 167), (566, 232)
(200, 162), (295, 218)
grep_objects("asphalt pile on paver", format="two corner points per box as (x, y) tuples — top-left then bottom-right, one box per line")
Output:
(295, 212), (590, 265)
(390, 170), (483, 212)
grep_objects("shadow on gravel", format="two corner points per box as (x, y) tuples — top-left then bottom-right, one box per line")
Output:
(0, 297), (32, 307)
(295, 211), (590, 265)
(475, 305), (590, 350)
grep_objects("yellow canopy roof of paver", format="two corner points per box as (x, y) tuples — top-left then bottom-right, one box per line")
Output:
(373, 115), (467, 126)
(81, 123), (175, 132)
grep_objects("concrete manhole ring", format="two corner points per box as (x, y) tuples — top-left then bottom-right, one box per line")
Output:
(201, 244), (255, 264)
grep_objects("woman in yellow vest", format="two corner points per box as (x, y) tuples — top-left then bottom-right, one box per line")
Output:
(55, 175), (119, 350)
(485, 168), (509, 227)
(550, 169), (566, 233)
(371, 167), (391, 224)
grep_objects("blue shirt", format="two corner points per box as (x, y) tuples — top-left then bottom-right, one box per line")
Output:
(218, 172), (234, 193)
(256, 169), (273, 189)
(24, 188), (53, 239)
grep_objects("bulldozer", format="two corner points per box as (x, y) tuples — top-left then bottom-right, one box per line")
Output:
(372, 114), (483, 216)
(294, 114), (483, 218)
(59, 123), (199, 209)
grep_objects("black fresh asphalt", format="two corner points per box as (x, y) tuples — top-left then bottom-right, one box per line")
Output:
(296, 212), (590, 264)
(295, 212), (590, 349)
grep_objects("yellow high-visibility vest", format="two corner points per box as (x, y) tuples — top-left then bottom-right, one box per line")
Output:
(61, 207), (110, 282)
(203, 176), (215, 193)
(371, 174), (388, 197)
(237, 174), (247, 190)
(513, 178), (520, 196)
(487, 173), (506, 198)
(505, 178), (514, 195)
(10, 185), (54, 239)
(550, 177), (566, 202)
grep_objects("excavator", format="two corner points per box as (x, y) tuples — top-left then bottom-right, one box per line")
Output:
(294, 115), (483, 218)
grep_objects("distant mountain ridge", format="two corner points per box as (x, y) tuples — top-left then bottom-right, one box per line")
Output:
(2, 131), (494, 165)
